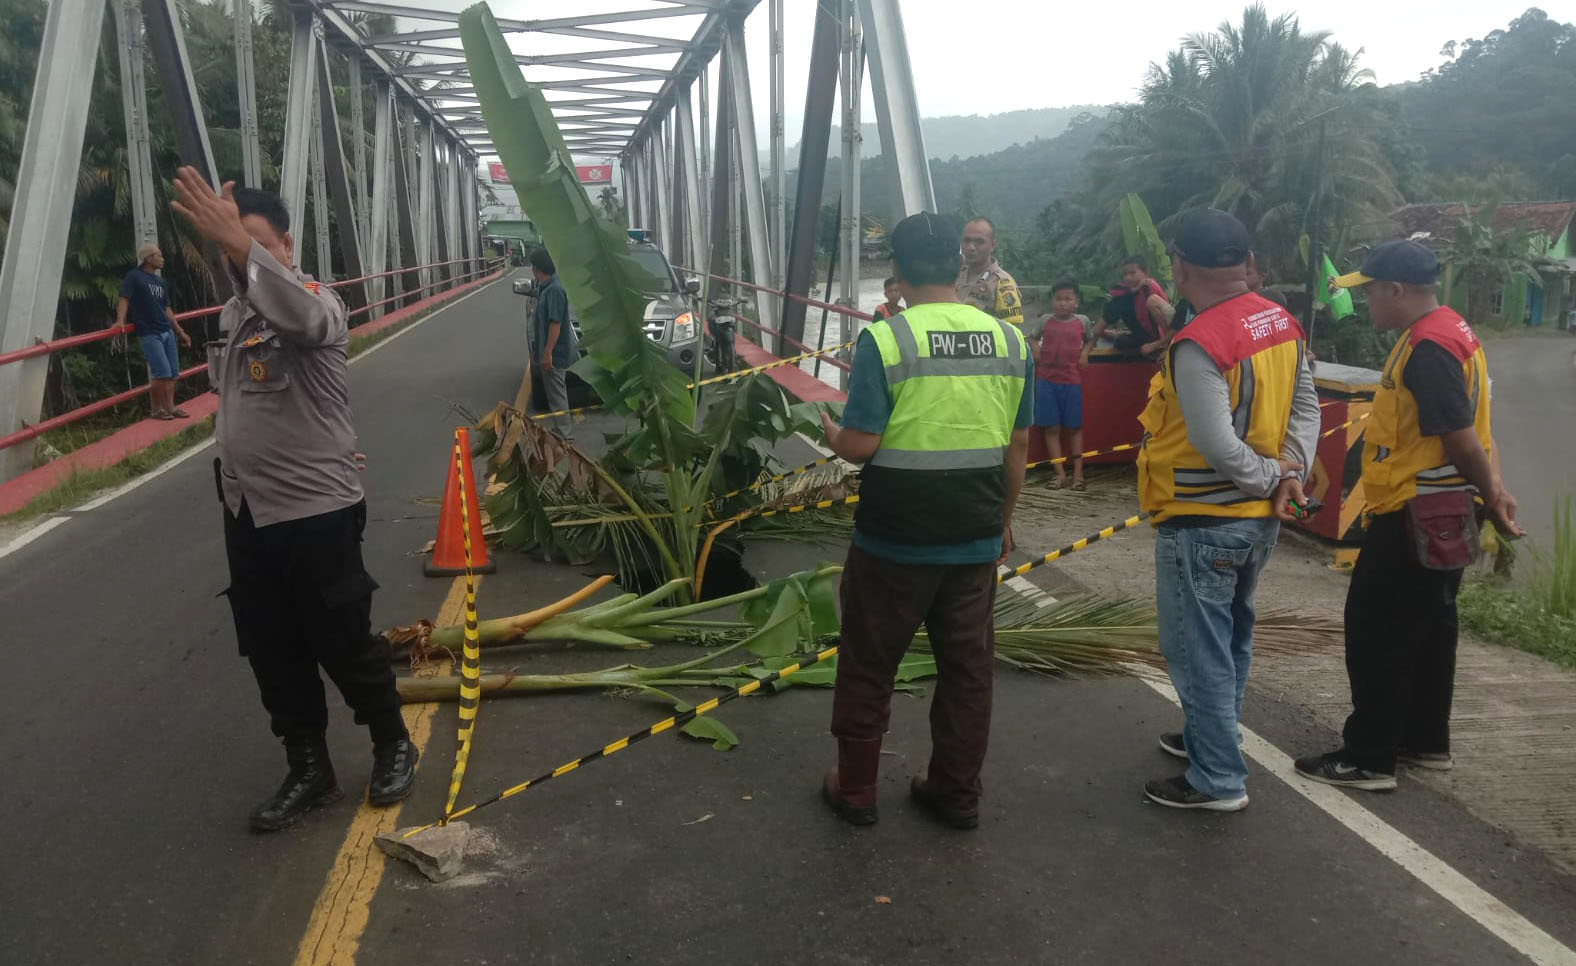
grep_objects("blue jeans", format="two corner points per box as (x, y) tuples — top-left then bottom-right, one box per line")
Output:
(139, 329), (179, 380)
(1154, 517), (1280, 798)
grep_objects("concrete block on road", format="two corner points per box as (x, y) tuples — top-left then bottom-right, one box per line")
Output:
(376, 821), (470, 882)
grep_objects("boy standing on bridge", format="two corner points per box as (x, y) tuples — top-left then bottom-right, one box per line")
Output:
(170, 167), (417, 832)
(1033, 279), (1091, 490)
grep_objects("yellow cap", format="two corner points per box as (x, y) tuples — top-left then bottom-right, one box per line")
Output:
(1331, 271), (1371, 289)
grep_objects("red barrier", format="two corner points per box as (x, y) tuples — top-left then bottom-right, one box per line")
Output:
(0, 259), (505, 454)
(0, 257), (497, 369)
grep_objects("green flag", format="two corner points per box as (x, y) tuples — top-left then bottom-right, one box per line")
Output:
(1316, 254), (1355, 318)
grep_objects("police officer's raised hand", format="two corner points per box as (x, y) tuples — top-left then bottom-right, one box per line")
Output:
(169, 167), (252, 270)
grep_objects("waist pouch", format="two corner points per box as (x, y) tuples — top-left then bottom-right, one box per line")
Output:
(1403, 490), (1479, 571)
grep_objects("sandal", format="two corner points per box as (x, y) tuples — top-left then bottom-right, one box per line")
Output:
(152, 411), (175, 421)
(1072, 480), (1087, 491)
(171, 408), (191, 419)
(1047, 477), (1065, 490)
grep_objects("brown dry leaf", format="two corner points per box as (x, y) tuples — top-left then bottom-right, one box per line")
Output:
(873, 896), (892, 905)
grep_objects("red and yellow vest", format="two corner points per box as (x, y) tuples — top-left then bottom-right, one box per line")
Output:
(1362, 306), (1492, 516)
(1137, 292), (1305, 523)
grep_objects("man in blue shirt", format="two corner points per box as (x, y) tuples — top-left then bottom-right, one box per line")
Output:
(529, 247), (577, 440)
(114, 243), (192, 420)
(818, 212), (1033, 830)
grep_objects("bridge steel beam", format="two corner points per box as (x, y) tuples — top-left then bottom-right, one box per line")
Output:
(838, 2), (864, 309)
(780, 0), (842, 349)
(367, 80), (392, 311)
(721, 18), (780, 342)
(769, 0), (786, 298)
(674, 87), (707, 275)
(697, 64), (711, 254)
(348, 56), (369, 249)
(707, 55), (733, 288)
(0, 0), (105, 479)
(652, 119), (674, 259)
(309, 99), (333, 281)
(315, 44), (367, 306)
(142, 0), (231, 303)
(112, 1), (158, 249)
(391, 103), (422, 301)
(234, 0), (263, 188)
(857, 0), (934, 221)
(280, 8), (320, 265)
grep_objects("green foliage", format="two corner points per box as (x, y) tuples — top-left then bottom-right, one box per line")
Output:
(1439, 203), (1562, 328)
(1458, 580), (1576, 670)
(1401, 9), (1576, 197)
(1117, 194), (1172, 292)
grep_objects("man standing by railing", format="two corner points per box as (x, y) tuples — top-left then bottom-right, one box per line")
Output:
(170, 167), (417, 832)
(113, 243), (191, 420)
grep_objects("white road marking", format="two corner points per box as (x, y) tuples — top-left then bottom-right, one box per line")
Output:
(1138, 673), (1576, 966)
(0, 275), (505, 564)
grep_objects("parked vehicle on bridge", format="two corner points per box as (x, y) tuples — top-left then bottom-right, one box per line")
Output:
(515, 229), (705, 409)
(705, 294), (743, 375)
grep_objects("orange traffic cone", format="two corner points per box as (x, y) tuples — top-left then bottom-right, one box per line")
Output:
(425, 426), (497, 577)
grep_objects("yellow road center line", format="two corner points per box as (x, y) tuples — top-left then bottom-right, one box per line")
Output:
(292, 574), (474, 966)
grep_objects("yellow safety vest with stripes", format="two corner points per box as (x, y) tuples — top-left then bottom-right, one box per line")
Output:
(1137, 292), (1305, 523)
(857, 302), (1028, 545)
(1362, 306), (1492, 516)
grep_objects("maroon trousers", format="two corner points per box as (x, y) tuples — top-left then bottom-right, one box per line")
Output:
(831, 543), (998, 813)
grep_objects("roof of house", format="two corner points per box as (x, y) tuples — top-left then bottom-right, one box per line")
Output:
(1393, 202), (1575, 245)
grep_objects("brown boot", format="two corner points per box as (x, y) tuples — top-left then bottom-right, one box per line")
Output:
(910, 776), (979, 829)
(821, 737), (882, 826)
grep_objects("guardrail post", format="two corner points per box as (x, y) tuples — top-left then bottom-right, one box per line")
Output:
(0, 0), (105, 480)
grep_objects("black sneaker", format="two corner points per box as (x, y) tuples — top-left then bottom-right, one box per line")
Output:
(1397, 749), (1454, 771)
(1294, 753), (1397, 791)
(1143, 775), (1248, 812)
(1158, 732), (1188, 760)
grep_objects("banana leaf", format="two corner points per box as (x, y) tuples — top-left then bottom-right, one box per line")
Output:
(1118, 193), (1174, 293)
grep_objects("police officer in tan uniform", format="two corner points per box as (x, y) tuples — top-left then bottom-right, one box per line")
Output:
(956, 217), (1024, 327)
(170, 167), (417, 832)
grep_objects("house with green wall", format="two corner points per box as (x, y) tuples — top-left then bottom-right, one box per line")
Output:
(1392, 202), (1575, 329)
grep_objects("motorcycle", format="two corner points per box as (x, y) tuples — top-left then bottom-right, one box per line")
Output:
(705, 295), (742, 375)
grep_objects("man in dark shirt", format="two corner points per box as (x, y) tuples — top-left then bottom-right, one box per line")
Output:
(529, 247), (577, 440)
(1295, 240), (1522, 791)
(1089, 254), (1173, 358)
(113, 243), (192, 420)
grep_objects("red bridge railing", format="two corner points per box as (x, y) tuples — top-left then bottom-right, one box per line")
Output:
(0, 256), (506, 455)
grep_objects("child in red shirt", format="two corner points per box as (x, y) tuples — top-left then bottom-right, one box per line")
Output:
(1033, 279), (1091, 489)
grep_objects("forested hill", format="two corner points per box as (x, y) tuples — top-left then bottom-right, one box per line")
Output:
(784, 105), (1105, 167)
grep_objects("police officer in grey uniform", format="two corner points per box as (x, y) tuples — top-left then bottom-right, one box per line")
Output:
(171, 167), (416, 831)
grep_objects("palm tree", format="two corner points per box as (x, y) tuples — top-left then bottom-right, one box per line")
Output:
(1087, 5), (1402, 281)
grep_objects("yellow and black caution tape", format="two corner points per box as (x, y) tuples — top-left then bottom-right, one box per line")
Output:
(402, 644), (842, 839)
(1000, 513), (1151, 581)
(1319, 410), (1370, 439)
(1026, 440), (1142, 470)
(442, 430), (485, 824)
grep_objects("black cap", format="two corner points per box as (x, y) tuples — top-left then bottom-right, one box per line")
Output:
(1167, 208), (1252, 268)
(889, 211), (962, 263)
(1333, 239), (1440, 288)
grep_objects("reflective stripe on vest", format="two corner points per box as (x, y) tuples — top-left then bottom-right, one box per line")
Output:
(1136, 292), (1304, 523)
(856, 302), (1028, 546)
(1361, 306), (1492, 516)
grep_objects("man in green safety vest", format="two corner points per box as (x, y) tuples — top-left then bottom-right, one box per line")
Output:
(818, 212), (1033, 830)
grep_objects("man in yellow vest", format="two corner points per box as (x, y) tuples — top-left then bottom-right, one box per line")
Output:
(1136, 209), (1320, 811)
(818, 212), (1032, 829)
(1296, 240), (1523, 790)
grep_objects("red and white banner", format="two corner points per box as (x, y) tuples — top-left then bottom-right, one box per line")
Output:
(576, 164), (612, 184)
(487, 162), (509, 183)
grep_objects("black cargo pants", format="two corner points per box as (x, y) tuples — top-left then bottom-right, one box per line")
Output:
(221, 493), (406, 744)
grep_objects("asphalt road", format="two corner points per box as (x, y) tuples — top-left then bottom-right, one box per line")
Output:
(1486, 333), (1576, 553)
(2, 274), (1574, 965)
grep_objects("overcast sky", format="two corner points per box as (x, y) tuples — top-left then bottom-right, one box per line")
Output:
(468, 0), (1536, 166)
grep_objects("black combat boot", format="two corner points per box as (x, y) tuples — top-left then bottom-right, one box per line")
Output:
(367, 738), (419, 806)
(249, 735), (343, 831)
